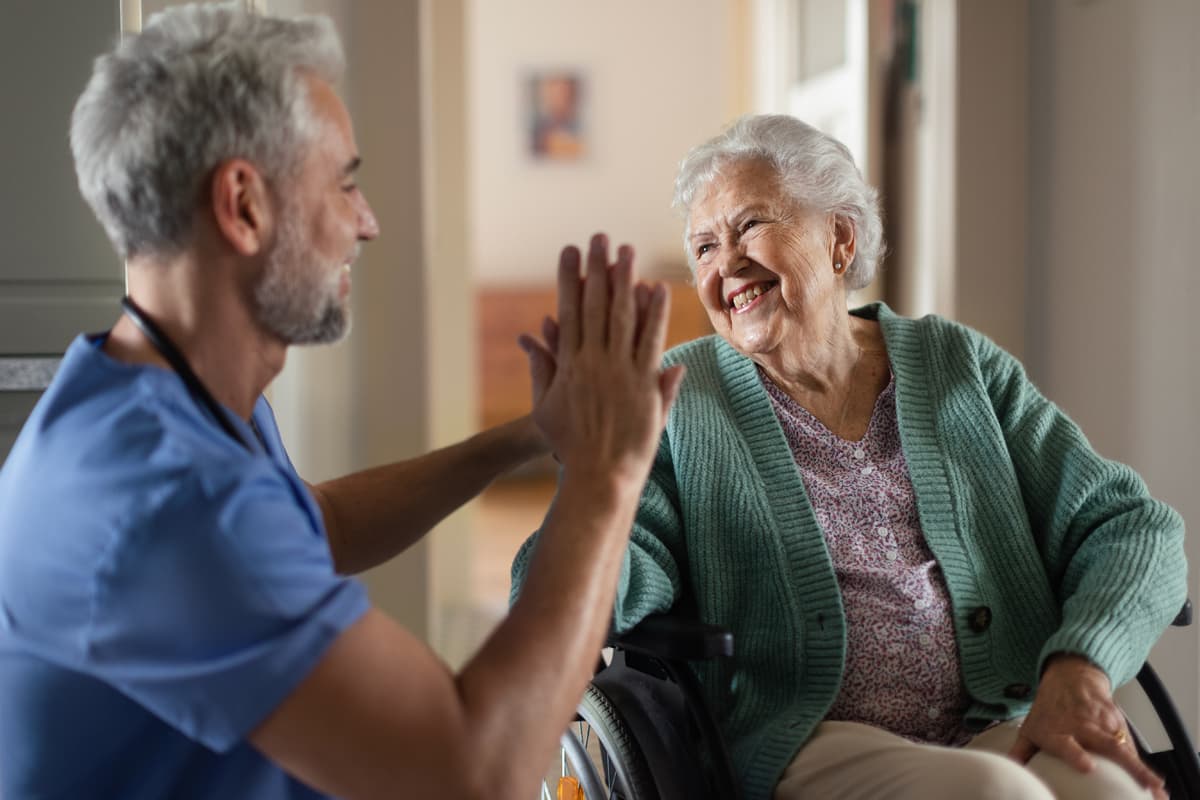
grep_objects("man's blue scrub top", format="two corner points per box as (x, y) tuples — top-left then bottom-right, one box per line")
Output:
(0, 333), (370, 798)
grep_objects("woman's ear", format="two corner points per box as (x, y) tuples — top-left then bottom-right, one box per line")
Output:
(209, 159), (272, 257)
(832, 214), (857, 270)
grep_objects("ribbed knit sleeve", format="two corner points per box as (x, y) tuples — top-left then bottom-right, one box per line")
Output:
(508, 526), (537, 608)
(971, 328), (1187, 686)
(613, 434), (687, 631)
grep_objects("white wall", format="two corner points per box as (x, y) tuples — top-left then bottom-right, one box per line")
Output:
(467, 0), (738, 284)
(1026, 0), (1200, 736)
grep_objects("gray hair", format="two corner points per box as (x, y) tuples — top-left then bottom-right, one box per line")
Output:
(70, 2), (344, 260)
(673, 114), (884, 291)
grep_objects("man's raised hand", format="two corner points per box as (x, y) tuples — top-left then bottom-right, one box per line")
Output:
(519, 233), (685, 487)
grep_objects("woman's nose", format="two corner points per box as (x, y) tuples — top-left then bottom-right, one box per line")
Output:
(715, 245), (748, 278)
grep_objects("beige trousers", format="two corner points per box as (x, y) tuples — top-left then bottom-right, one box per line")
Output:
(772, 720), (1152, 800)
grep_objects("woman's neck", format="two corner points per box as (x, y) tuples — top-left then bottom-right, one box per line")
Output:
(756, 311), (862, 396)
(757, 313), (889, 440)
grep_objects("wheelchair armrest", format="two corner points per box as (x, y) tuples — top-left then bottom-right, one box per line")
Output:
(608, 614), (734, 661)
(1172, 599), (1192, 627)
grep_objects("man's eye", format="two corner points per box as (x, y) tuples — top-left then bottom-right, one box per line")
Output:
(342, 183), (358, 193)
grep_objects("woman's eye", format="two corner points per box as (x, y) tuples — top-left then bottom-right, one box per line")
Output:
(741, 219), (759, 233)
(696, 243), (714, 258)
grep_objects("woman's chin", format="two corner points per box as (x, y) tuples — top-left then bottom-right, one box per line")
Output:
(728, 327), (781, 359)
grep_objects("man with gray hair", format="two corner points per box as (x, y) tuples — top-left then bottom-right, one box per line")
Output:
(0, 5), (683, 798)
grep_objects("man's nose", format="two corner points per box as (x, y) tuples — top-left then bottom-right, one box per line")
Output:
(357, 193), (380, 240)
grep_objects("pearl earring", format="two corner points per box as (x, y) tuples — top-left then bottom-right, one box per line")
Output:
(834, 262), (843, 273)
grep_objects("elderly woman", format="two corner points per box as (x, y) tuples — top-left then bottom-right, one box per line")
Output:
(512, 115), (1186, 800)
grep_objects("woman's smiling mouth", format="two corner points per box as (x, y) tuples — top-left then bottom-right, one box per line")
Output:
(728, 281), (778, 312)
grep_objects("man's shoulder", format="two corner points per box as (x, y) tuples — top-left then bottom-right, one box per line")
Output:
(0, 346), (324, 668)
(6, 336), (254, 480)
(0, 339), (300, 588)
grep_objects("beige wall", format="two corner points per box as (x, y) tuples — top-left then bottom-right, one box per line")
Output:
(1025, 0), (1199, 735)
(419, 0), (479, 661)
(467, 0), (739, 284)
(953, 2), (1028, 361)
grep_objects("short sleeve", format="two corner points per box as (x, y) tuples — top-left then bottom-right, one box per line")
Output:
(83, 462), (370, 752)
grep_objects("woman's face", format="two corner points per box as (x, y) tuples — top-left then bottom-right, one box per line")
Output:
(687, 158), (848, 360)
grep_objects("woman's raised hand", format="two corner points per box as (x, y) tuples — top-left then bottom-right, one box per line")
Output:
(519, 233), (685, 489)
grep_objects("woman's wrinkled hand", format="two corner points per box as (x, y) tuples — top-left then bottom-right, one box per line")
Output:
(517, 233), (685, 489)
(1009, 654), (1166, 799)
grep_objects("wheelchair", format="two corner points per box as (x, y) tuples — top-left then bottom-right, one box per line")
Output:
(544, 613), (738, 800)
(543, 602), (1199, 800)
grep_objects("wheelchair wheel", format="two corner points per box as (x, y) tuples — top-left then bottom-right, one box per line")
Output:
(542, 684), (657, 799)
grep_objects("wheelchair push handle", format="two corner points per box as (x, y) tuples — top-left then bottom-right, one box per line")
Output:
(608, 614), (734, 661)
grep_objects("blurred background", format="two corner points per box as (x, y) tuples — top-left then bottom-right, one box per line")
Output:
(1, 0), (1196, 740)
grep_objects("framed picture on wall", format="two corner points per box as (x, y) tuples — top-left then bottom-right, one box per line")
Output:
(526, 71), (586, 160)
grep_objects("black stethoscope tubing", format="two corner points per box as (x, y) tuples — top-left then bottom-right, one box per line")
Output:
(120, 296), (254, 453)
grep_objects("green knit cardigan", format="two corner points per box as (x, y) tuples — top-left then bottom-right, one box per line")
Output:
(511, 303), (1186, 800)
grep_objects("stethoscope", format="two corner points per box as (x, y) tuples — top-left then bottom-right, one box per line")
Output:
(120, 296), (256, 453)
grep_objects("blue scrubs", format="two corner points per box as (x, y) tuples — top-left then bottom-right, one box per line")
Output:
(0, 334), (370, 798)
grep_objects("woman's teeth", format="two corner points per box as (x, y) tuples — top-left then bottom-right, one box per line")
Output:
(732, 284), (768, 309)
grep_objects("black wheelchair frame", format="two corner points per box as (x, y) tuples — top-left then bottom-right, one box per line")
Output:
(1132, 600), (1200, 797)
(572, 600), (1198, 800)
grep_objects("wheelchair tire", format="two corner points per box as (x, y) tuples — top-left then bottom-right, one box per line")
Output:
(573, 682), (658, 799)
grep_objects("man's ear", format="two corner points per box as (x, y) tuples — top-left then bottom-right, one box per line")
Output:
(210, 159), (272, 257)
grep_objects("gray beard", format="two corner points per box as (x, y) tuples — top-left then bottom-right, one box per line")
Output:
(254, 215), (350, 346)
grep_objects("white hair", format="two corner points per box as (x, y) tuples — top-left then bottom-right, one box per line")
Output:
(673, 114), (885, 291)
(70, 2), (344, 260)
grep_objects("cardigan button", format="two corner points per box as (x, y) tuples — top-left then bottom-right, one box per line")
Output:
(1004, 683), (1032, 700)
(968, 606), (992, 633)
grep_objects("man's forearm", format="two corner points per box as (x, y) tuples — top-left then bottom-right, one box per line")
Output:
(453, 468), (644, 797)
(310, 415), (549, 574)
